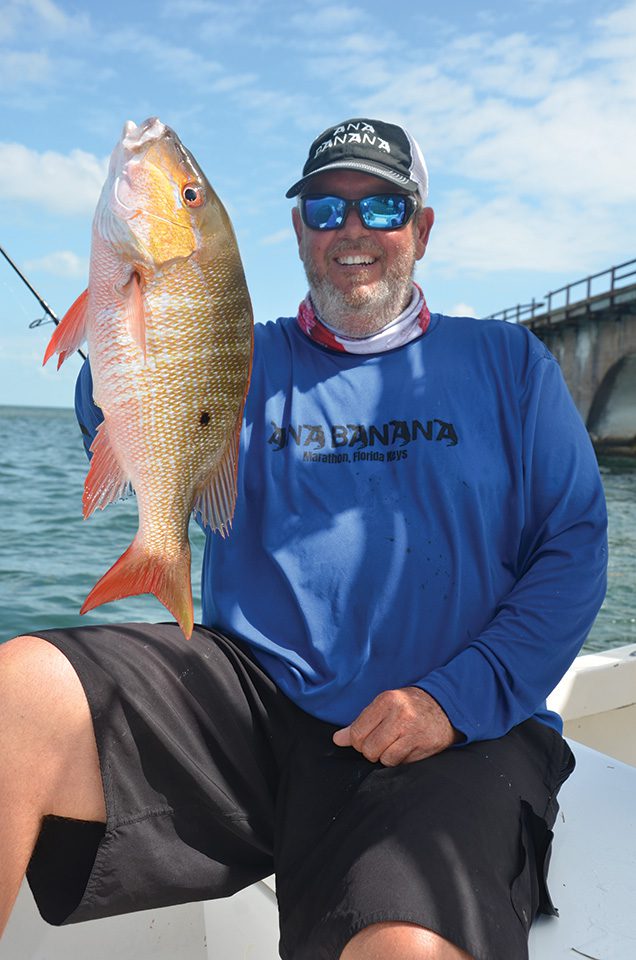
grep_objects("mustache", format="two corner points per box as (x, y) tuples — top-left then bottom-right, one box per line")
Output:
(328, 237), (384, 259)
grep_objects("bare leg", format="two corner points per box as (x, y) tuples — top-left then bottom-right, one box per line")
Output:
(0, 635), (106, 938)
(340, 921), (474, 960)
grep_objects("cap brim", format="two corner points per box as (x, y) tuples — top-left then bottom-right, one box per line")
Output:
(285, 159), (420, 198)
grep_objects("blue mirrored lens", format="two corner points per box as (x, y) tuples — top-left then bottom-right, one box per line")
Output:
(301, 194), (412, 230)
(359, 195), (408, 229)
(303, 196), (346, 229)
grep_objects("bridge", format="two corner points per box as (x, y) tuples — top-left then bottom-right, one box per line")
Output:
(486, 259), (636, 455)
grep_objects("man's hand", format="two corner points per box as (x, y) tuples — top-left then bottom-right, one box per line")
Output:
(332, 687), (463, 766)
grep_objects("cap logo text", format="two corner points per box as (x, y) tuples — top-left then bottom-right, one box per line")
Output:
(314, 129), (391, 160)
(333, 122), (375, 135)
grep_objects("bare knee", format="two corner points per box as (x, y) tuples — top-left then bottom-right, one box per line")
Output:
(0, 635), (106, 823)
(340, 921), (474, 960)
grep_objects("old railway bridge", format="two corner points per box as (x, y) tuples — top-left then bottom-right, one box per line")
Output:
(487, 259), (636, 455)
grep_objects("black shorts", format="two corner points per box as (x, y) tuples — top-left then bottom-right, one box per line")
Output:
(26, 622), (574, 960)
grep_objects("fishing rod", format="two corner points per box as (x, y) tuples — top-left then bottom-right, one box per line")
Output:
(0, 242), (87, 361)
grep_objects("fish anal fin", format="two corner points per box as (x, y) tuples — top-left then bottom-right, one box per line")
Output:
(122, 271), (147, 360)
(80, 538), (194, 639)
(83, 420), (133, 519)
(43, 289), (89, 367)
(193, 419), (241, 537)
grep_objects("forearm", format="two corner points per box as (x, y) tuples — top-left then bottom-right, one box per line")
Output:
(419, 357), (607, 743)
(421, 470), (606, 740)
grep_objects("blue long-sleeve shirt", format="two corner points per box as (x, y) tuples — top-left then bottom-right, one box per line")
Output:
(75, 313), (608, 741)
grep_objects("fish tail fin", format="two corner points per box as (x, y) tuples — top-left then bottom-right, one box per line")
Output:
(80, 537), (194, 639)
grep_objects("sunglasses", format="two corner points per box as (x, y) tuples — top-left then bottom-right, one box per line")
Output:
(300, 193), (418, 231)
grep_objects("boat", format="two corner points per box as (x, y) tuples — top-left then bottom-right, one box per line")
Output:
(2, 643), (635, 959)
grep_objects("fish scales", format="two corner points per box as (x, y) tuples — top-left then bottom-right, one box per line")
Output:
(44, 117), (253, 637)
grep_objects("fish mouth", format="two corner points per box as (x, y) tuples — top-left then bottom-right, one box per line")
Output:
(99, 116), (207, 253)
(115, 118), (202, 203)
(121, 117), (168, 152)
(111, 118), (194, 227)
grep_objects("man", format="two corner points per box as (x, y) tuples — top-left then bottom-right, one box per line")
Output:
(0, 118), (607, 960)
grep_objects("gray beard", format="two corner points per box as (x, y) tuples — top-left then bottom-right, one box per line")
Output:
(302, 241), (417, 339)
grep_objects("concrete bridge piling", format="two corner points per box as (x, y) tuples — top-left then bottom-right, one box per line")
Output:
(486, 259), (636, 455)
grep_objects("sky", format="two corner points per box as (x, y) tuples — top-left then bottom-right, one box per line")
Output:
(1, 0), (635, 408)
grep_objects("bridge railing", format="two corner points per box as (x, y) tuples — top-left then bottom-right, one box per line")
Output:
(485, 257), (636, 324)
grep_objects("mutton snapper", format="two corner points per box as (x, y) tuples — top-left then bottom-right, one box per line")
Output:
(43, 117), (253, 638)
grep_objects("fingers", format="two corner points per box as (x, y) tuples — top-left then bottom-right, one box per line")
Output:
(333, 697), (403, 763)
(332, 688), (461, 766)
(378, 742), (432, 767)
(333, 717), (422, 766)
(354, 718), (401, 764)
(332, 726), (352, 747)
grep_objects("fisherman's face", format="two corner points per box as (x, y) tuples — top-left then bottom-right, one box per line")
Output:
(292, 170), (434, 338)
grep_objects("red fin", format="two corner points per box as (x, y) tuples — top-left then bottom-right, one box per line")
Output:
(83, 420), (133, 519)
(193, 416), (242, 537)
(80, 537), (194, 639)
(43, 289), (89, 368)
(122, 271), (146, 360)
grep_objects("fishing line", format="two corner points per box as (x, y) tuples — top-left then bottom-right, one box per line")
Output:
(0, 243), (87, 361)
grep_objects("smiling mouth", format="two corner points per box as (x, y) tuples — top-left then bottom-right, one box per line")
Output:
(335, 255), (378, 266)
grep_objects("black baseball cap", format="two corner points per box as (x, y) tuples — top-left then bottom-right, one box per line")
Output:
(286, 117), (429, 203)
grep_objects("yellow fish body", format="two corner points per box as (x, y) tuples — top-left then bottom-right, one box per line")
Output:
(44, 118), (253, 638)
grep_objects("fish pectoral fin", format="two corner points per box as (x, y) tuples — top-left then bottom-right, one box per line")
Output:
(122, 270), (147, 361)
(193, 420), (241, 537)
(43, 288), (89, 368)
(83, 419), (133, 519)
(81, 537), (194, 640)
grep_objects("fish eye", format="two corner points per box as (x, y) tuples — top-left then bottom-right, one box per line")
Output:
(182, 183), (204, 207)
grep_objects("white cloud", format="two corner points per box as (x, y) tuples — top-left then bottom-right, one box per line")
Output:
(448, 72), (636, 205)
(28, 0), (87, 32)
(290, 3), (363, 33)
(24, 251), (88, 278)
(360, 61), (636, 211)
(593, 1), (636, 52)
(209, 72), (259, 94)
(448, 302), (477, 317)
(0, 0), (90, 39)
(445, 30), (572, 100)
(294, 3), (635, 180)
(0, 8), (19, 41)
(160, 0), (214, 10)
(104, 28), (223, 83)
(0, 50), (53, 89)
(291, 0), (636, 274)
(427, 189), (625, 276)
(160, 0), (274, 46)
(227, 86), (317, 136)
(0, 143), (107, 215)
(260, 228), (294, 246)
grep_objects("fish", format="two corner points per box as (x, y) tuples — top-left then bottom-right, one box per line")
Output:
(43, 117), (253, 639)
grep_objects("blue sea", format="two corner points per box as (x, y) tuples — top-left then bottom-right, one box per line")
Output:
(0, 404), (634, 650)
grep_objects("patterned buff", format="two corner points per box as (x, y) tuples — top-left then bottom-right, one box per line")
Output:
(296, 283), (431, 354)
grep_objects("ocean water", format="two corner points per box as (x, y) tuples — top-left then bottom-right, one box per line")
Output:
(0, 404), (206, 640)
(0, 404), (634, 650)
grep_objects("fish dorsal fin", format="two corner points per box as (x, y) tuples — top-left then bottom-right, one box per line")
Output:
(193, 415), (242, 537)
(43, 288), (89, 369)
(83, 419), (134, 519)
(121, 271), (147, 360)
